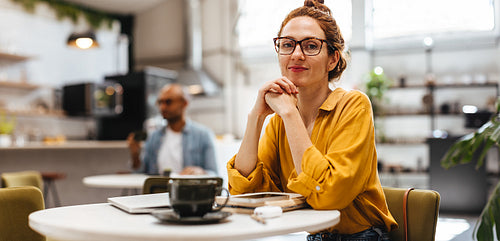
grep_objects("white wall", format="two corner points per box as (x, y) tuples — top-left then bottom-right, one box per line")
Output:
(134, 0), (185, 70)
(0, 0), (124, 86)
(134, 0), (237, 135)
(0, 0), (126, 139)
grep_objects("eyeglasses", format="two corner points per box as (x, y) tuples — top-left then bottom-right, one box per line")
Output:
(273, 37), (334, 56)
(156, 98), (183, 106)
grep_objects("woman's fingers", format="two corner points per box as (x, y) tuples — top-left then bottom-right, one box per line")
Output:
(279, 77), (299, 94)
(273, 78), (293, 94)
(261, 77), (298, 95)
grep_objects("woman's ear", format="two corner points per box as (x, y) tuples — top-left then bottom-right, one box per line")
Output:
(328, 51), (340, 71)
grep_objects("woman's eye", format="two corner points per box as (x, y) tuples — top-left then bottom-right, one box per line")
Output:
(305, 42), (319, 50)
(282, 42), (294, 48)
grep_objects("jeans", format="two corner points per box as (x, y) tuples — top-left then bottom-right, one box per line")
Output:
(306, 227), (391, 241)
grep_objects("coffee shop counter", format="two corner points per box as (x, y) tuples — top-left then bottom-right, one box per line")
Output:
(0, 140), (126, 150)
(0, 141), (131, 206)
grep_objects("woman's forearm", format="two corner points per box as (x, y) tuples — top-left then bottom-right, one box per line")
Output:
(234, 111), (267, 177)
(280, 108), (313, 175)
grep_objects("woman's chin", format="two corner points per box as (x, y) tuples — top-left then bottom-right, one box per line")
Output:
(284, 76), (304, 87)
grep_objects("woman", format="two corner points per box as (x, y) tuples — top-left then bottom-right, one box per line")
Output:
(227, 0), (397, 240)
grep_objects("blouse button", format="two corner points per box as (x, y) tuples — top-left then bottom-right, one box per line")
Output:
(315, 186), (320, 191)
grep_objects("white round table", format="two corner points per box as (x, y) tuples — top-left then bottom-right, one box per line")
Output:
(82, 173), (150, 189)
(29, 203), (340, 241)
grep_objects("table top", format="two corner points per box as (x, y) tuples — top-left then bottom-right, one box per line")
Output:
(82, 173), (150, 189)
(29, 203), (340, 241)
(82, 173), (220, 189)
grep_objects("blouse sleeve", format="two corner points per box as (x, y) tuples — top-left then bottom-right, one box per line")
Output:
(287, 91), (377, 210)
(227, 115), (284, 194)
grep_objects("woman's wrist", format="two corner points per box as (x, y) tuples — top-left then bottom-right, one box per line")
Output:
(277, 105), (299, 119)
(248, 109), (269, 122)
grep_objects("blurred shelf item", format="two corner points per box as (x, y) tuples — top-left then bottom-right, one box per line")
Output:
(379, 172), (429, 189)
(0, 52), (31, 62)
(376, 137), (428, 145)
(378, 110), (469, 116)
(0, 140), (126, 150)
(0, 81), (39, 90)
(389, 82), (499, 90)
(0, 108), (64, 118)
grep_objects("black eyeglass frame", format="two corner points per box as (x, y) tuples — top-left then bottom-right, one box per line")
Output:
(273, 37), (336, 56)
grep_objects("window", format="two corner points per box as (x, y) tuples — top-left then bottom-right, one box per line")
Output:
(372, 0), (495, 39)
(237, 0), (352, 49)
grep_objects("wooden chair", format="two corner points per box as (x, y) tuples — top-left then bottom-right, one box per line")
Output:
(142, 176), (170, 194)
(383, 187), (440, 241)
(0, 186), (46, 241)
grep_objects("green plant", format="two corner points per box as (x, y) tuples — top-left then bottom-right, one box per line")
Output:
(441, 98), (500, 241)
(363, 67), (392, 143)
(364, 66), (392, 115)
(0, 112), (16, 135)
(10, 0), (116, 29)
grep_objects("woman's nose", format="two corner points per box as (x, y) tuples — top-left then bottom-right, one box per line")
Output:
(291, 44), (305, 59)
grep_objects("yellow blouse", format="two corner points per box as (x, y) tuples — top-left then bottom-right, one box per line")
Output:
(227, 88), (398, 234)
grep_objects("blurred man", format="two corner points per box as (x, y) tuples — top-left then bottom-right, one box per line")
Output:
(127, 83), (218, 175)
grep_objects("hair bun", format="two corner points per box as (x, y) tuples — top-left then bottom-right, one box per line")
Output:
(304, 0), (324, 7)
(304, 0), (330, 16)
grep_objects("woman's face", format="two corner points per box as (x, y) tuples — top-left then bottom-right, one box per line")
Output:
(278, 16), (338, 88)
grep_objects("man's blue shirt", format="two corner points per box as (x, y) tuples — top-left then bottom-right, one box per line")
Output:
(138, 120), (218, 175)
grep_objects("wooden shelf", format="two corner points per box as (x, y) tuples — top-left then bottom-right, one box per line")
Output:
(0, 81), (39, 90)
(376, 111), (465, 117)
(0, 108), (65, 118)
(0, 52), (31, 62)
(389, 82), (499, 89)
(376, 138), (427, 145)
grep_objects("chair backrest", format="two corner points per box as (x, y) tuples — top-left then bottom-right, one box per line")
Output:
(383, 187), (440, 241)
(142, 176), (170, 194)
(0, 186), (46, 241)
(1, 171), (44, 192)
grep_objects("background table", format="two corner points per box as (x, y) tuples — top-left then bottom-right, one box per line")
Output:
(82, 173), (218, 189)
(29, 203), (340, 241)
(82, 173), (150, 189)
(83, 173), (150, 195)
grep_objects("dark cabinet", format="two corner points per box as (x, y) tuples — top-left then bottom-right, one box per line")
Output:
(428, 137), (487, 213)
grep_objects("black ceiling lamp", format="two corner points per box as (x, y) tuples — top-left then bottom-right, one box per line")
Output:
(67, 31), (99, 49)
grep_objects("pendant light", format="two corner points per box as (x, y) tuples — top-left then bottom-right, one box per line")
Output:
(67, 31), (99, 49)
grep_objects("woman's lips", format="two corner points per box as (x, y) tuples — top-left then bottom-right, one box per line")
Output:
(289, 66), (308, 72)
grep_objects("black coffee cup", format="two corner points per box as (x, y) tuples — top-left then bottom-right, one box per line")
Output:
(168, 177), (229, 217)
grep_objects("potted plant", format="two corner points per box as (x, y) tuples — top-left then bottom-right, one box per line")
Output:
(364, 66), (392, 116)
(441, 97), (500, 241)
(364, 66), (392, 143)
(0, 112), (16, 147)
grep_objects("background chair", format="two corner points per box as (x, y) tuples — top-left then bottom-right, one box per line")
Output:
(0, 186), (46, 241)
(142, 176), (170, 194)
(1, 170), (43, 191)
(383, 187), (440, 241)
(1, 170), (65, 207)
(40, 172), (66, 207)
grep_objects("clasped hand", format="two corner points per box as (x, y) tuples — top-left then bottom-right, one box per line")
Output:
(254, 77), (298, 117)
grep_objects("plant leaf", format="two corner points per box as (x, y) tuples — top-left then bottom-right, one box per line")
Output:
(476, 139), (494, 170)
(475, 181), (500, 241)
(494, 196), (500, 241)
(475, 201), (494, 241)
